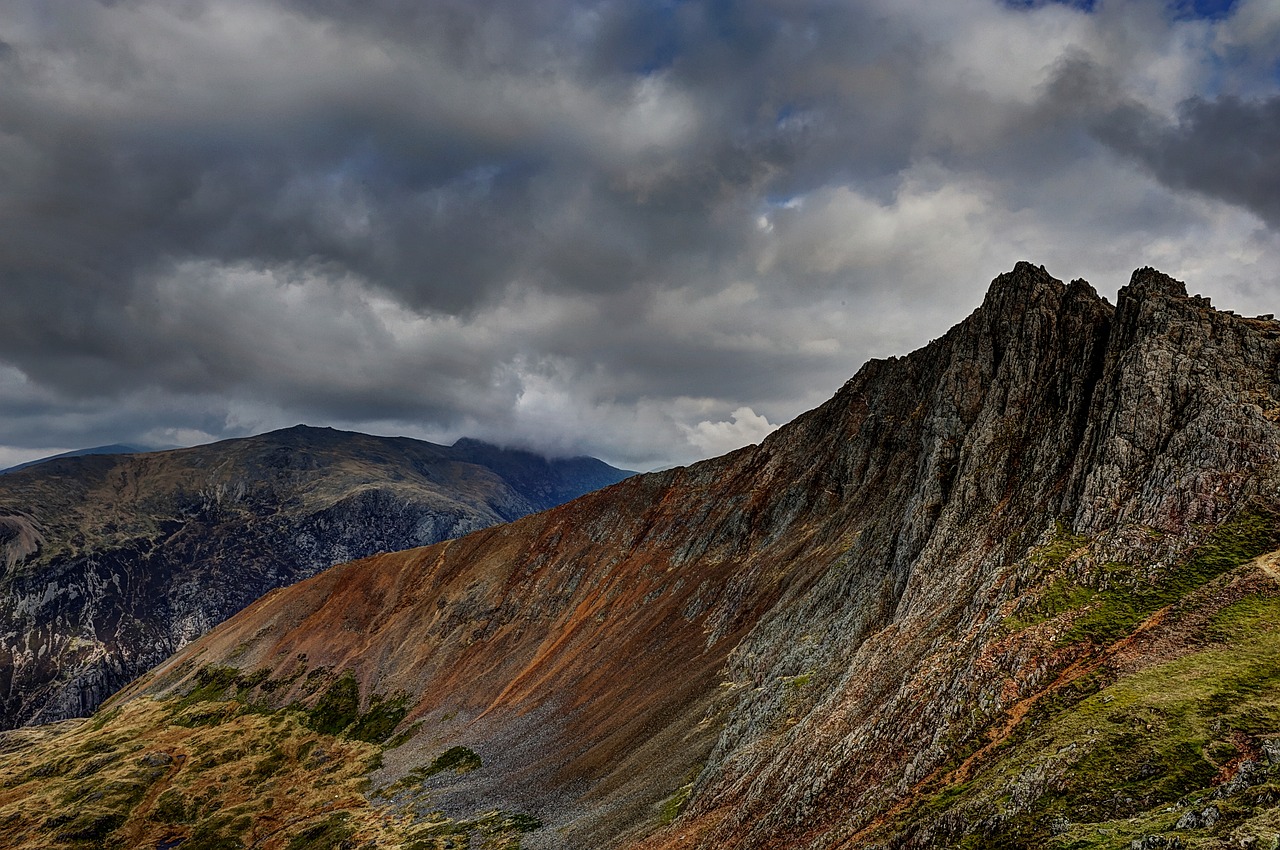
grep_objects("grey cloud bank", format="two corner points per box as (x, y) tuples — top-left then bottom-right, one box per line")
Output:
(1, 0), (1278, 470)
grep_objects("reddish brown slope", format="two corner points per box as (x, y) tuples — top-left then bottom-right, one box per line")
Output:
(115, 261), (1122, 846)
(123, 430), (863, 843)
(113, 263), (1280, 849)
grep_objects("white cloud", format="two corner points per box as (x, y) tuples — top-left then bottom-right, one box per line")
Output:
(681, 407), (779, 458)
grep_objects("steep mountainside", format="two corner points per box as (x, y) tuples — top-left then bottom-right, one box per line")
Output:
(4, 263), (1280, 850)
(0, 427), (631, 729)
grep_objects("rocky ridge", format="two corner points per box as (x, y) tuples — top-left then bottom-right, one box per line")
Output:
(4, 262), (1280, 850)
(0, 426), (631, 729)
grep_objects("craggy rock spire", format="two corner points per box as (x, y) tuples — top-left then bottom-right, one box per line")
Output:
(111, 264), (1280, 850)
(1070, 266), (1280, 534)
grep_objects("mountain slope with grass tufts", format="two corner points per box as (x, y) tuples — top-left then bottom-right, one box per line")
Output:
(0, 427), (631, 729)
(7, 263), (1280, 850)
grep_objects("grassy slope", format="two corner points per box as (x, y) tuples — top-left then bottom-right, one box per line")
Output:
(876, 511), (1280, 850)
(0, 668), (541, 850)
(929, 593), (1280, 849)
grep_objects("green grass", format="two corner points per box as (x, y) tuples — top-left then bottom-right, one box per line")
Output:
(659, 781), (695, 825)
(1006, 578), (1100, 632)
(786, 671), (813, 690)
(1061, 507), (1280, 646)
(250, 748), (287, 781)
(1003, 524), (1095, 631)
(384, 745), (486, 797)
(300, 671), (410, 744)
(178, 666), (243, 707)
(175, 665), (410, 746)
(51, 812), (127, 845)
(1004, 508), (1279, 642)
(1033, 523), (1089, 568)
(421, 745), (482, 778)
(185, 812), (251, 850)
(892, 592), (1280, 848)
(305, 673), (360, 736)
(345, 692), (410, 744)
(401, 808), (541, 850)
(385, 721), (422, 750)
(284, 813), (355, 850)
(656, 764), (704, 827)
(150, 789), (188, 824)
(0, 688), (428, 849)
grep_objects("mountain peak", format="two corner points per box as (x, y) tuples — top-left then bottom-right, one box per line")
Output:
(1122, 265), (1188, 300)
(992, 260), (1061, 292)
(978, 261), (1068, 318)
(100, 261), (1280, 850)
(1011, 258), (1052, 278)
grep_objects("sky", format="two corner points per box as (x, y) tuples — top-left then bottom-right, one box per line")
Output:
(0, 0), (1279, 471)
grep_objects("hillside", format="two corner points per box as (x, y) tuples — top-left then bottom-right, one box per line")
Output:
(0, 444), (152, 475)
(4, 263), (1280, 850)
(0, 427), (631, 729)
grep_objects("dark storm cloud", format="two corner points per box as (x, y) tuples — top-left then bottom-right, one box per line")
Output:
(0, 2), (927, 388)
(1038, 43), (1280, 230)
(1, 0), (1279, 467)
(1096, 94), (1280, 228)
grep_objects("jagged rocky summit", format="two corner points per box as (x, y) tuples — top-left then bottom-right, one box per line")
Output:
(4, 263), (1280, 850)
(0, 426), (632, 729)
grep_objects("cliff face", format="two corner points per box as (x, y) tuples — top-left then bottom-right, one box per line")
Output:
(661, 265), (1280, 845)
(654, 269), (1280, 849)
(0, 427), (631, 729)
(6, 263), (1280, 850)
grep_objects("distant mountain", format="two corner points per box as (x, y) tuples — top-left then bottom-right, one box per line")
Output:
(0, 426), (631, 728)
(0, 444), (152, 475)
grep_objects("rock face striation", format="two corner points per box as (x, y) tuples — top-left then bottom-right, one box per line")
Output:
(0, 426), (631, 728)
(7, 263), (1280, 850)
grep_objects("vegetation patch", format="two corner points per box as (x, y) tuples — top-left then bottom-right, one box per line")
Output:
(884, 592), (1280, 848)
(0, 662), (448, 849)
(1006, 508), (1280, 642)
(150, 789), (188, 824)
(0, 687), (416, 849)
(392, 746), (484, 792)
(185, 812), (251, 850)
(171, 664), (411, 746)
(305, 672), (361, 736)
(401, 808), (542, 850)
(786, 671), (813, 690)
(1061, 506), (1280, 646)
(302, 671), (410, 744)
(250, 747), (288, 781)
(345, 691), (411, 744)
(385, 721), (423, 750)
(1003, 525), (1097, 631)
(177, 665), (243, 707)
(53, 811), (127, 844)
(1032, 522), (1089, 569)
(284, 812), (356, 850)
(425, 745), (483, 777)
(659, 781), (695, 825)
